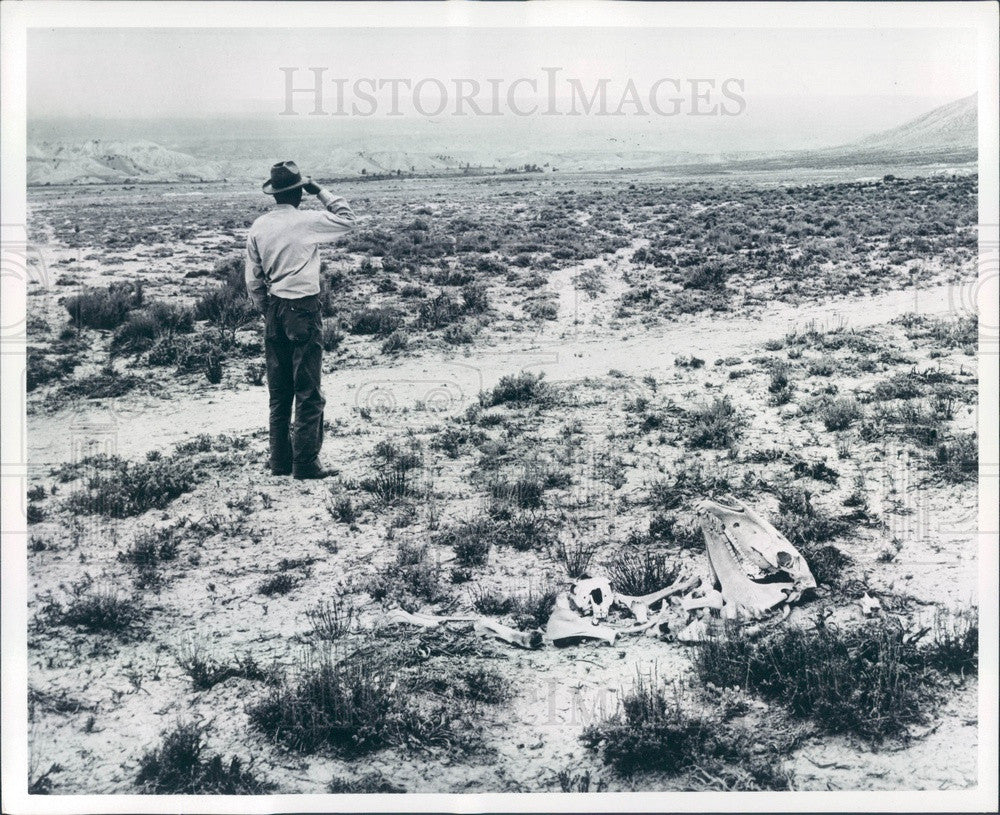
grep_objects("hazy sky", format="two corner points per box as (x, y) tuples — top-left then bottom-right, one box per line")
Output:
(29, 27), (976, 116)
(26, 27), (978, 152)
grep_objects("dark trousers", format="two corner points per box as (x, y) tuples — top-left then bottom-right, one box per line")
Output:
(264, 294), (325, 471)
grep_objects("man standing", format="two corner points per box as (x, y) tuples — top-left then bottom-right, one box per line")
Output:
(246, 161), (356, 479)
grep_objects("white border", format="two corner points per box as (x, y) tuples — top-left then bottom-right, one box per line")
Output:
(2, 3), (998, 814)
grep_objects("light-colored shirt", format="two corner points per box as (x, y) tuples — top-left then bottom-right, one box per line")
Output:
(245, 190), (356, 310)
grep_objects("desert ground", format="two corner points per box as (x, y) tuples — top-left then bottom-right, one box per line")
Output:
(23, 164), (980, 794)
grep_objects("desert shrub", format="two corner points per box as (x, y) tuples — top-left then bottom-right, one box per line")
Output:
(476, 255), (507, 275)
(245, 362), (266, 386)
(327, 491), (359, 524)
(247, 651), (468, 755)
(922, 607), (978, 675)
(328, 772), (406, 794)
(489, 473), (545, 510)
(380, 330), (409, 354)
(897, 314), (977, 349)
(178, 646), (270, 691)
(194, 286), (256, 330)
(448, 512), (554, 555)
(461, 283), (490, 313)
(431, 425), (486, 459)
(111, 312), (159, 356)
(581, 675), (727, 776)
(350, 307), (402, 336)
(774, 488), (851, 552)
(802, 544), (851, 587)
(872, 372), (923, 401)
(137, 721), (272, 794)
(305, 598), (358, 641)
(205, 353), (222, 385)
(443, 323), (475, 345)
(37, 581), (144, 638)
(434, 517), (493, 568)
(864, 401), (943, 446)
(685, 397), (744, 449)
(817, 396), (864, 431)
(691, 619), (942, 743)
(64, 282), (143, 329)
(807, 359), (835, 377)
(479, 371), (552, 408)
(119, 526), (181, 568)
(682, 259), (731, 291)
(767, 362), (794, 405)
(525, 299), (559, 321)
(320, 319), (344, 351)
(553, 537), (598, 579)
(607, 548), (680, 596)
(469, 583), (556, 631)
(366, 541), (450, 608)
(146, 301), (196, 334)
(64, 455), (199, 518)
(259, 573), (298, 597)
(26, 349), (79, 391)
(932, 432), (977, 483)
(417, 293), (464, 329)
(359, 439), (423, 503)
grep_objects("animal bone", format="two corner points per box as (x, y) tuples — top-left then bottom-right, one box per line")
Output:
(545, 597), (618, 647)
(698, 498), (816, 620)
(680, 588), (725, 613)
(860, 592), (882, 616)
(474, 618), (543, 649)
(674, 618), (714, 643)
(616, 575), (700, 609)
(570, 577), (614, 620)
(628, 601), (649, 624)
(384, 609), (478, 628)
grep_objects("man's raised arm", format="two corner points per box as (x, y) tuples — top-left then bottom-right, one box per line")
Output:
(303, 183), (356, 242)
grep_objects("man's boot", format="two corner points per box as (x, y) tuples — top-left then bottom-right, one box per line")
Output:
(292, 459), (338, 480)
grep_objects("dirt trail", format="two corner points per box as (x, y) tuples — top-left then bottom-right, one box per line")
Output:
(29, 281), (966, 464)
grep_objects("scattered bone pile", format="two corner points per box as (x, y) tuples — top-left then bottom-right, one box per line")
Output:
(386, 497), (817, 649)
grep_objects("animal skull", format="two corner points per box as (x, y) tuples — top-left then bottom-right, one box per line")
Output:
(570, 577), (614, 619)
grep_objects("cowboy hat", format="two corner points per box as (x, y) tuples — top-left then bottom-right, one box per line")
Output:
(262, 160), (312, 195)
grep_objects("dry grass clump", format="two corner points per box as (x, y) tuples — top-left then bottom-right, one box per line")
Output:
(816, 395), (865, 431)
(774, 487), (851, 551)
(606, 547), (680, 596)
(137, 721), (273, 794)
(692, 612), (978, 744)
(365, 540), (450, 609)
(328, 772), (406, 794)
(360, 439), (424, 503)
(248, 648), (484, 756)
(684, 396), (744, 449)
(63, 454), (200, 518)
(553, 536), (598, 579)
(479, 371), (554, 408)
(305, 598), (359, 641)
(580, 674), (791, 788)
(349, 306), (403, 336)
(35, 579), (145, 639)
(932, 432), (977, 483)
(177, 645), (272, 691)
(469, 583), (557, 631)
(64, 281), (144, 329)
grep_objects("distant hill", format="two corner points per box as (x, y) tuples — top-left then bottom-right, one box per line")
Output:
(27, 140), (228, 185)
(26, 95), (977, 185)
(843, 93), (976, 154)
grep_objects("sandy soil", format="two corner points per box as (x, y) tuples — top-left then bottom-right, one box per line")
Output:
(23, 170), (980, 795)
